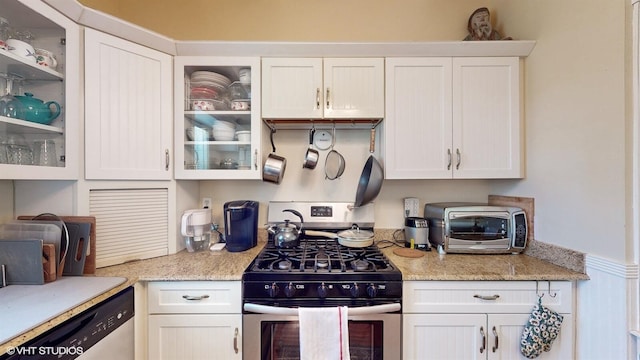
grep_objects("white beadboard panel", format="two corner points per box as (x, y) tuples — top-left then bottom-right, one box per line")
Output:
(577, 255), (638, 360)
(403, 313), (486, 360)
(403, 281), (573, 314)
(384, 57), (453, 179)
(452, 57), (522, 178)
(489, 313), (574, 360)
(324, 57), (384, 118)
(90, 188), (169, 267)
(148, 314), (241, 360)
(85, 28), (172, 180)
(261, 57), (323, 118)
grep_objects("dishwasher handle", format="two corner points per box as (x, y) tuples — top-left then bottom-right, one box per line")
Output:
(243, 302), (400, 316)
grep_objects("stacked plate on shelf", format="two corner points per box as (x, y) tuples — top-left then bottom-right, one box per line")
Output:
(190, 71), (231, 91)
(189, 71), (231, 111)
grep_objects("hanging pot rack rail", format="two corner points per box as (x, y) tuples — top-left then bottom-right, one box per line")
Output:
(262, 118), (382, 131)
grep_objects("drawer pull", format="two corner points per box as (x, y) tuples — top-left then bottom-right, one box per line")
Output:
(479, 326), (486, 354)
(473, 294), (500, 301)
(182, 294), (210, 301)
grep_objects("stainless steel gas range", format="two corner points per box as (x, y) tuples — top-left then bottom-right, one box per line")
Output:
(242, 201), (402, 360)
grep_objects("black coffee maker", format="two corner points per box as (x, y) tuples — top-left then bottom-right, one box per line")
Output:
(223, 200), (259, 252)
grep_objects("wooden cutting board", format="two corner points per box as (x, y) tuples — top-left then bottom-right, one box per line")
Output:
(42, 243), (56, 282)
(393, 247), (425, 258)
(488, 195), (535, 244)
(18, 216), (96, 275)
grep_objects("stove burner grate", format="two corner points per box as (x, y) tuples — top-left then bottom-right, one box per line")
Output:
(249, 237), (395, 273)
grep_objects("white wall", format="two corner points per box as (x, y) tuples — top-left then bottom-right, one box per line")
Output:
(489, 0), (629, 263)
(200, 128), (492, 228)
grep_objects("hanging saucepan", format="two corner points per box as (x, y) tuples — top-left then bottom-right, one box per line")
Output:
(353, 126), (383, 207)
(305, 225), (374, 248)
(303, 128), (319, 170)
(324, 124), (345, 180)
(263, 128), (287, 184)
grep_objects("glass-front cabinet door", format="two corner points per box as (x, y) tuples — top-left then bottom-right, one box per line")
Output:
(0, 0), (79, 179)
(175, 56), (262, 179)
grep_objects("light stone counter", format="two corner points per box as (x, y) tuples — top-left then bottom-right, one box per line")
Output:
(1, 229), (588, 354)
(380, 245), (589, 281)
(94, 239), (267, 281)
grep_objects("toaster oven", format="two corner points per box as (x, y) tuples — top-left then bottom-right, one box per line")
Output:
(424, 202), (527, 254)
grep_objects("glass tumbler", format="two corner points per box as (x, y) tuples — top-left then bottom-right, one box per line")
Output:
(33, 140), (57, 167)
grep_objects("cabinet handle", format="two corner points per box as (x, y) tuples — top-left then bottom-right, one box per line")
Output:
(492, 326), (499, 352)
(479, 326), (486, 354)
(326, 88), (330, 109)
(316, 88), (321, 109)
(165, 149), (170, 171)
(234, 327), (239, 354)
(473, 294), (500, 301)
(447, 149), (452, 170)
(254, 149), (258, 170)
(455, 148), (461, 170)
(182, 294), (210, 301)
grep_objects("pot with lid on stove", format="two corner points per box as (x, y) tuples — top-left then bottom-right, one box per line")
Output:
(267, 209), (304, 248)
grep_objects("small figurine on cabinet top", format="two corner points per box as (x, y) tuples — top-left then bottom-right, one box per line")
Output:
(463, 7), (512, 41)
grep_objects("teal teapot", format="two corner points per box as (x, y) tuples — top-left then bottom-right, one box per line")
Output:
(14, 92), (61, 125)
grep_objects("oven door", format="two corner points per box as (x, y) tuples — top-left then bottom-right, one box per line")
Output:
(243, 304), (401, 360)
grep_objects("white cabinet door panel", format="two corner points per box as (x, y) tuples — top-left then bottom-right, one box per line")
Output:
(261, 57), (323, 119)
(488, 313), (573, 360)
(85, 28), (172, 180)
(403, 313), (486, 360)
(148, 314), (241, 360)
(384, 57), (452, 179)
(323, 58), (384, 118)
(453, 57), (522, 178)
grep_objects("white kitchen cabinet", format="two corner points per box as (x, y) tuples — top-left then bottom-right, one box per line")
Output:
(147, 281), (242, 360)
(384, 57), (523, 179)
(0, 0), (80, 180)
(174, 56), (262, 179)
(262, 57), (384, 119)
(84, 28), (172, 180)
(403, 281), (574, 360)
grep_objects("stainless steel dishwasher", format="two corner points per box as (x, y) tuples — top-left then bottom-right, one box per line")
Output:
(1, 286), (134, 360)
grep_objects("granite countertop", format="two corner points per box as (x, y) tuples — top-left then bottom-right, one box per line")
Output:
(380, 245), (589, 281)
(1, 230), (588, 354)
(93, 230), (588, 282)
(94, 238), (267, 281)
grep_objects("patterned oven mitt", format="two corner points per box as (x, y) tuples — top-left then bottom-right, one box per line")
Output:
(520, 297), (564, 358)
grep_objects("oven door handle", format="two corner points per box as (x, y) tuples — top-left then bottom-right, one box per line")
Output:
(243, 302), (401, 316)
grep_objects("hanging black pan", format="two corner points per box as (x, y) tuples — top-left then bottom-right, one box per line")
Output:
(354, 126), (383, 207)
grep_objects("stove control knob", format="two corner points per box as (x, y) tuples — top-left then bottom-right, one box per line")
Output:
(350, 283), (360, 297)
(318, 282), (329, 298)
(284, 282), (296, 298)
(268, 283), (279, 298)
(367, 283), (378, 298)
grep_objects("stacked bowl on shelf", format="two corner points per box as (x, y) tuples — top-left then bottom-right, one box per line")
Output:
(212, 119), (236, 141)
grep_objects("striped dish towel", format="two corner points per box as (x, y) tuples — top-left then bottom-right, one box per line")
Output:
(298, 306), (350, 360)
